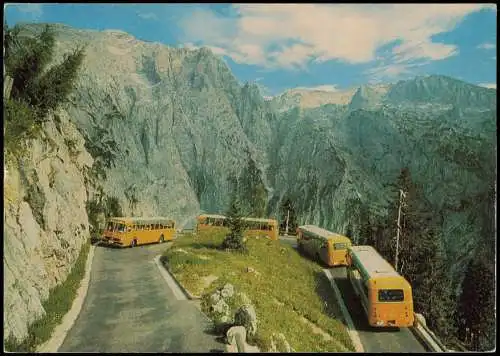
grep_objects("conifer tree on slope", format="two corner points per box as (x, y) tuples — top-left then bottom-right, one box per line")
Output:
(457, 248), (495, 351)
(377, 167), (457, 345)
(240, 152), (267, 217)
(221, 177), (247, 253)
(4, 23), (86, 138)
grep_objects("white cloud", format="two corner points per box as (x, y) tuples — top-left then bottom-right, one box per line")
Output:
(478, 83), (496, 89)
(137, 12), (158, 20)
(178, 4), (493, 71)
(367, 60), (430, 82)
(477, 42), (496, 50)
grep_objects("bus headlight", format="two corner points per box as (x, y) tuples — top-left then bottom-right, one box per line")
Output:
(376, 320), (384, 326)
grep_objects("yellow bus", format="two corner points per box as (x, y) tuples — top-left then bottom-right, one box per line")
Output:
(196, 214), (227, 234)
(102, 217), (176, 248)
(347, 245), (414, 328)
(196, 214), (279, 240)
(296, 225), (352, 267)
(242, 217), (279, 240)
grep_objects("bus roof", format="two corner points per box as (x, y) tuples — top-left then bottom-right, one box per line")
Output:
(349, 245), (400, 279)
(242, 217), (277, 224)
(108, 217), (175, 224)
(198, 214), (277, 224)
(198, 214), (227, 219)
(298, 225), (351, 242)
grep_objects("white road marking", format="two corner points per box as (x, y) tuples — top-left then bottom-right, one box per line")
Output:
(154, 255), (187, 301)
(323, 268), (364, 352)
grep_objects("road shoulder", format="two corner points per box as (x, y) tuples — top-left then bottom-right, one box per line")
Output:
(37, 243), (96, 353)
(323, 269), (364, 352)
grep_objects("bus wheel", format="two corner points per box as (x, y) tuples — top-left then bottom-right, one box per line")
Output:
(130, 239), (137, 248)
(159, 235), (165, 244)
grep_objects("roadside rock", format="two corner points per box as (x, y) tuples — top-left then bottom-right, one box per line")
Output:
(234, 304), (258, 337)
(220, 283), (235, 299)
(212, 299), (231, 324)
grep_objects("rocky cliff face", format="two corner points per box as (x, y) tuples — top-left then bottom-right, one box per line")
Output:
(43, 24), (275, 225)
(4, 108), (93, 342)
(271, 88), (357, 113)
(268, 77), (496, 288)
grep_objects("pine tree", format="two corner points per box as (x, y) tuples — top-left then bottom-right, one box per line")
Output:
(29, 46), (85, 118)
(358, 204), (373, 245)
(221, 178), (247, 253)
(4, 23), (86, 154)
(414, 228), (457, 344)
(6, 24), (55, 103)
(239, 153), (267, 217)
(458, 253), (495, 351)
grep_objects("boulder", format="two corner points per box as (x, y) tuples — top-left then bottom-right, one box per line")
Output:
(220, 283), (235, 299)
(210, 290), (222, 304)
(226, 326), (260, 352)
(234, 304), (258, 337)
(211, 298), (231, 324)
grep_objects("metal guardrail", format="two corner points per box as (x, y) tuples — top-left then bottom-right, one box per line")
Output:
(410, 313), (449, 352)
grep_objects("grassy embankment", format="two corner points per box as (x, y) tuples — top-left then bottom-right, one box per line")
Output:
(161, 230), (354, 352)
(5, 240), (91, 352)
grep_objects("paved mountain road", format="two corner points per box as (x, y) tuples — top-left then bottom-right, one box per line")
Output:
(59, 242), (224, 353)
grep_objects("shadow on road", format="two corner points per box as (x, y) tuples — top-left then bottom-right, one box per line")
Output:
(295, 245), (330, 268)
(314, 271), (350, 327)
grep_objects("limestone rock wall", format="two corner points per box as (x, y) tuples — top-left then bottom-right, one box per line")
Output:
(4, 109), (93, 342)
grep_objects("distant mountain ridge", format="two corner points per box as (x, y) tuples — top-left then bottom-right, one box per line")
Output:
(272, 75), (495, 113)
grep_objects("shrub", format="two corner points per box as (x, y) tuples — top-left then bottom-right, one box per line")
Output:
(4, 98), (39, 154)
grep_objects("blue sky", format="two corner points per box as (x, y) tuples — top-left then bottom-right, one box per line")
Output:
(4, 3), (497, 96)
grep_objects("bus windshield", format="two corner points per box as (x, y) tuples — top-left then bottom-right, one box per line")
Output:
(334, 242), (348, 250)
(378, 289), (404, 302)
